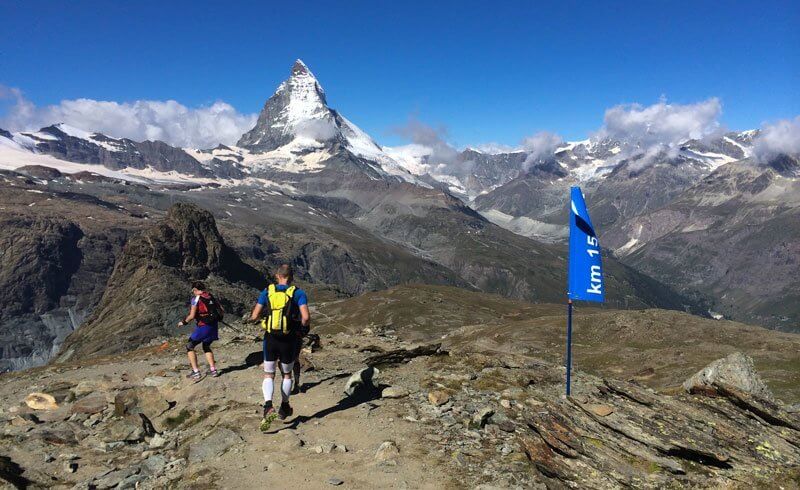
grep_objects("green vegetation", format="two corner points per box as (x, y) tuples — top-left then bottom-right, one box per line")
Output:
(164, 409), (192, 429)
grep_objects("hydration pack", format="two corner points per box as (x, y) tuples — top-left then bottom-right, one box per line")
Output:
(196, 292), (224, 323)
(262, 285), (300, 335)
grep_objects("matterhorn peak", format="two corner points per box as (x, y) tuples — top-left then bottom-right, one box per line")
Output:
(233, 60), (413, 182)
(236, 60), (333, 152)
(292, 59), (310, 76)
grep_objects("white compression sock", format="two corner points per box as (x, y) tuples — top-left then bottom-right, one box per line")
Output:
(281, 378), (292, 402)
(262, 378), (274, 403)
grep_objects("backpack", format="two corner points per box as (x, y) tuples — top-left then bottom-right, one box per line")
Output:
(196, 292), (224, 323)
(261, 285), (300, 335)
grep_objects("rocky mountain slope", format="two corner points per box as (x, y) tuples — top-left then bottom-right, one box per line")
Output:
(469, 138), (800, 332)
(56, 203), (263, 361)
(1, 295), (798, 488)
(0, 169), (472, 369)
(0, 171), (142, 372)
(603, 155), (800, 331)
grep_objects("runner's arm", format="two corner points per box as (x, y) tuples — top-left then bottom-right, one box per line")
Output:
(299, 304), (310, 328)
(178, 304), (197, 326)
(250, 303), (263, 322)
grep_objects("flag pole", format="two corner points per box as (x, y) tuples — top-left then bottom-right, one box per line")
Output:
(565, 299), (573, 396)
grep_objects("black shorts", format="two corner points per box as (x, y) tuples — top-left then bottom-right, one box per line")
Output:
(263, 334), (295, 363)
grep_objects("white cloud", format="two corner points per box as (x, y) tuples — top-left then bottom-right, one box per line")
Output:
(0, 86), (257, 149)
(294, 118), (339, 142)
(753, 116), (800, 162)
(471, 142), (517, 154)
(596, 97), (723, 168)
(392, 117), (471, 176)
(521, 131), (563, 169)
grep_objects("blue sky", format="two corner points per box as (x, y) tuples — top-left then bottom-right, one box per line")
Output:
(1, 0), (798, 147)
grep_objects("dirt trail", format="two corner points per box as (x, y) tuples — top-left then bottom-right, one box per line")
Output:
(0, 329), (458, 489)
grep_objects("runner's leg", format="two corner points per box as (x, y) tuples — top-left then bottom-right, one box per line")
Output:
(186, 339), (200, 372)
(202, 342), (216, 371)
(292, 334), (302, 392)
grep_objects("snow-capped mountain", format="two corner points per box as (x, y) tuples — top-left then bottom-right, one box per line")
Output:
(385, 132), (758, 200)
(233, 59), (415, 181)
(0, 60), (418, 187)
(0, 123), (229, 185)
(467, 130), (763, 244)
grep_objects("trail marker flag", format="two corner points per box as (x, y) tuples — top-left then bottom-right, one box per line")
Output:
(565, 186), (604, 396)
(568, 186), (604, 302)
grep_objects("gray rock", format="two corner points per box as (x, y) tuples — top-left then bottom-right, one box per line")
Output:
(488, 412), (517, 433)
(470, 407), (494, 429)
(327, 478), (344, 486)
(344, 367), (380, 397)
(142, 376), (170, 388)
(102, 415), (146, 443)
(683, 352), (774, 401)
(381, 386), (410, 399)
(188, 427), (243, 463)
(71, 394), (108, 415)
(375, 440), (400, 463)
(142, 454), (168, 475)
(113, 387), (170, 420)
(116, 473), (146, 489)
(149, 433), (167, 448)
(93, 467), (140, 490)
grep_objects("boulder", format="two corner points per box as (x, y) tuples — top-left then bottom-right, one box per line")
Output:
(24, 393), (58, 411)
(381, 386), (410, 399)
(586, 404), (614, 417)
(71, 379), (113, 399)
(102, 416), (146, 443)
(71, 394), (108, 415)
(92, 467), (140, 490)
(142, 455), (168, 476)
(374, 441), (399, 463)
(149, 433), (167, 449)
(142, 376), (171, 388)
(470, 407), (495, 429)
(188, 428), (243, 463)
(428, 390), (450, 407)
(683, 352), (774, 402)
(113, 387), (170, 420)
(344, 367), (380, 397)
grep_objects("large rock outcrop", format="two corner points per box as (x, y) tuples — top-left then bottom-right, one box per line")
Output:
(58, 203), (263, 361)
(0, 215), (127, 371)
(683, 352), (775, 402)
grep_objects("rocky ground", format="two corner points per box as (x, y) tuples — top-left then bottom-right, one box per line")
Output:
(1, 318), (799, 489)
(315, 285), (800, 403)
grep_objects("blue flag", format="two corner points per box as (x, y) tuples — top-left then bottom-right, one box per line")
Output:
(568, 186), (604, 302)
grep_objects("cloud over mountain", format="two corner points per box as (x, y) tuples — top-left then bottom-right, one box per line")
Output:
(754, 116), (800, 162)
(595, 97), (723, 167)
(392, 117), (471, 176)
(521, 131), (563, 169)
(0, 85), (257, 149)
